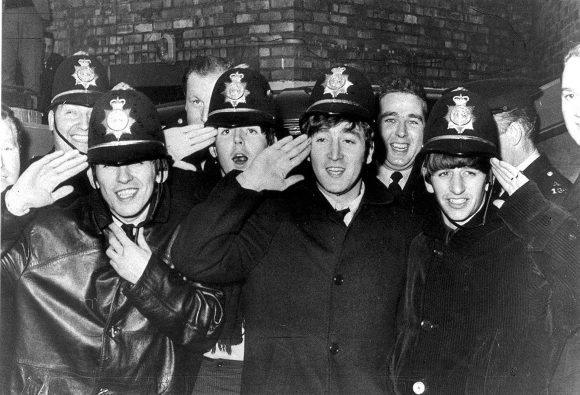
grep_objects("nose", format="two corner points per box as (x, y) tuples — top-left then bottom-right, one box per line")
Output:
(233, 129), (244, 145)
(201, 105), (209, 123)
(450, 173), (465, 195)
(328, 139), (343, 160)
(79, 110), (90, 130)
(116, 165), (133, 184)
(396, 121), (407, 137)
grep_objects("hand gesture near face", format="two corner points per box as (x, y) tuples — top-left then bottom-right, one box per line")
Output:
(236, 134), (311, 192)
(5, 150), (88, 215)
(106, 223), (152, 284)
(490, 158), (529, 208)
(163, 124), (217, 171)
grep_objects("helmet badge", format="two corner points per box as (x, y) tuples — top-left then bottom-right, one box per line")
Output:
(446, 90), (474, 134)
(103, 97), (135, 140)
(223, 71), (249, 108)
(72, 58), (98, 89)
(323, 67), (353, 98)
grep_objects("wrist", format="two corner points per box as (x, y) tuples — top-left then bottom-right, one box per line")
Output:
(236, 172), (262, 192)
(5, 189), (30, 216)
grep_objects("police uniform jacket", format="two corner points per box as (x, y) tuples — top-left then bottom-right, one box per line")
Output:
(171, 172), (413, 394)
(1, 187), (224, 394)
(391, 182), (580, 395)
(522, 153), (571, 206)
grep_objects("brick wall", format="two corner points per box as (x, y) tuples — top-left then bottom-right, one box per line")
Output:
(532, 0), (580, 83)
(50, 0), (544, 89)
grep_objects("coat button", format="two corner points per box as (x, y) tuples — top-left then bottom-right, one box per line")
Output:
(329, 342), (340, 354)
(433, 249), (443, 257)
(420, 320), (435, 331)
(333, 274), (344, 285)
(109, 326), (121, 339)
(413, 381), (426, 394)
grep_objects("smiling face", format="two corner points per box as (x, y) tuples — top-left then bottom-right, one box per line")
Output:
(378, 92), (426, 171)
(0, 118), (20, 192)
(562, 56), (580, 145)
(185, 71), (223, 125)
(50, 104), (92, 153)
(91, 161), (160, 224)
(211, 126), (269, 175)
(310, 121), (373, 205)
(426, 166), (488, 230)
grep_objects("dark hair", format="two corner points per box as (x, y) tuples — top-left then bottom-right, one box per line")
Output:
(564, 43), (580, 64)
(377, 75), (428, 115)
(494, 105), (539, 143)
(182, 56), (232, 96)
(422, 153), (491, 183)
(300, 113), (374, 158)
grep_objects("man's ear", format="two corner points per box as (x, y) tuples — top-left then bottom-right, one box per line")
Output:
(209, 146), (217, 158)
(366, 140), (375, 165)
(87, 167), (99, 190)
(48, 110), (55, 131)
(424, 179), (434, 194)
(506, 121), (524, 146)
(156, 171), (169, 184)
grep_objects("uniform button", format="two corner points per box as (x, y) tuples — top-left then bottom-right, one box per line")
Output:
(547, 171), (553, 177)
(333, 274), (344, 285)
(109, 326), (121, 339)
(433, 249), (443, 257)
(413, 381), (426, 394)
(329, 342), (340, 355)
(420, 320), (435, 331)
(569, 233), (577, 241)
(217, 361), (224, 367)
(98, 388), (109, 395)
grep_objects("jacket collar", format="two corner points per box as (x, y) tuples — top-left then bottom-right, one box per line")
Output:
(90, 183), (170, 232)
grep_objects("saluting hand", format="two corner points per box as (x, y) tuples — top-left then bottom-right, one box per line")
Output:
(106, 223), (152, 284)
(490, 158), (529, 208)
(164, 124), (217, 171)
(236, 134), (311, 192)
(5, 150), (88, 216)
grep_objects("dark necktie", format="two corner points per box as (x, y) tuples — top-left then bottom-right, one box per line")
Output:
(388, 171), (403, 197)
(335, 208), (350, 221)
(121, 223), (137, 243)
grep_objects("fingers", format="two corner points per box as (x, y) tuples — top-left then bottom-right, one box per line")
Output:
(191, 136), (216, 151)
(53, 157), (89, 182)
(34, 150), (66, 167)
(46, 150), (84, 169)
(490, 158), (528, 196)
(51, 185), (74, 202)
(271, 135), (295, 150)
(173, 160), (198, 172)
(108, 223), (133, 246)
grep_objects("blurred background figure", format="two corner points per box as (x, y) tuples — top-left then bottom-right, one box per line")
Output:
(2, 0), (49, 99)
(39, 31), (64, 123)
(0, 105), (25, 193)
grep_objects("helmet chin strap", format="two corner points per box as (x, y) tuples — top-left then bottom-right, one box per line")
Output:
(54, 121), (85, 153)
(446, 169), (496, 231)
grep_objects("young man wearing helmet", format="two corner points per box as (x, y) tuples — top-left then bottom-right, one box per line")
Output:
(390, 88), (580, 395)
(191, 67), (277, 394)
(1, 85), (223, 394)
(169, 66), (414, 394)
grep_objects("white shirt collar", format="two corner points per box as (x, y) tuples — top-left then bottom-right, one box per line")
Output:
(377, 164), (413, 189)
(516, 150), (540, 171)
(318, 182), (365, 226)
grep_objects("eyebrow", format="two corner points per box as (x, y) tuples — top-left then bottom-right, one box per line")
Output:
(379, 111), (424, 121)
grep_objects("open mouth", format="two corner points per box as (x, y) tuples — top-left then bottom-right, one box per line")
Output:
(232, 153), (248, 166)
(326, 167), (345, 177)
(448, 198), (468, 208)
(390, 143), (409, 152)
(116, 188), (138, 200)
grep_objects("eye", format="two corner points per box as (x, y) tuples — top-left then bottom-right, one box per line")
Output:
(220, 129), (230, 135)
(247, 128), (259, 135)
(408, 119), (421, 126)
(189, 98), (202, 105)
(436, 170), (449, 177)
(563, 92), (575, 101)
(343, 137), (356, 145)
(314, 136), (327, 143)
(383, 117), (397, 124)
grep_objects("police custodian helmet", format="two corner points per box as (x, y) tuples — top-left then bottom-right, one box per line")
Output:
(205, 67), (276, 128)
(303, 65), (376, 123)
(88, 83), (168, 165)
(49, 51), (110, 110)
(422, 87), (500, 158)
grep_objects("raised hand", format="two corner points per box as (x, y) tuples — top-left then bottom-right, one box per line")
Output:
(490, 158), (530, 208)
(236, 134), (311, 192)
(164, 124), (217, 171)
(5, 150), (88, 216)
(106, 223), (152, 284)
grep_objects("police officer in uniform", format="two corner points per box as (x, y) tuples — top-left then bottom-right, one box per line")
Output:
(390, 87), (580, 395)
(2, 85), (223, 394)
(461, 78), (571, 205)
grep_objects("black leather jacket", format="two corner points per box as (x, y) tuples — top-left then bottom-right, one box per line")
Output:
(1, 189), (224, 394)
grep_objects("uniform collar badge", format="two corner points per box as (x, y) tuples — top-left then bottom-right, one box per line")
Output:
(223, 71), (249, 108)
(103, 97), (135, 140)
(323, 67), (353, 98)
(446, 90), (474, 134)
(72, 58), (98, 89)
